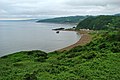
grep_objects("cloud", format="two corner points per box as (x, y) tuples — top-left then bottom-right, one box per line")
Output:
(0, 0), (120, 18)
(65, 0), (120, 6)
(64, 0), (120, 15)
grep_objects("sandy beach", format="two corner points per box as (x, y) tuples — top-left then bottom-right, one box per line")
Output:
(58, 30), (92, 51)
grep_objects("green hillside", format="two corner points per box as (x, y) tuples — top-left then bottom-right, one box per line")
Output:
(76, 15), (120, 30)
(37, 16), (87, 23)
(0, 29), (120, 80)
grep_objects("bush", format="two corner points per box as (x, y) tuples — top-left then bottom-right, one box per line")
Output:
(23, 73), (37, 80)
(81, 51), (97, 60)
(34, 57), (46, 62)
(13, 62), (24, 67)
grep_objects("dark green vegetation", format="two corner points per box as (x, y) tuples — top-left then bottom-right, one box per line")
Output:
(76, 15), (120, 30)
(37, 16), (88, 23)
(0, 29), (120, 80)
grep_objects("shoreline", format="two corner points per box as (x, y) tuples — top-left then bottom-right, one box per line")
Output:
(58, 30), (92, 51)
(0, 30), (92, 57)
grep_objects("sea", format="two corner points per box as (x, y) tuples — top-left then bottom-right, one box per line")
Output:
(0, 21), (80, 57)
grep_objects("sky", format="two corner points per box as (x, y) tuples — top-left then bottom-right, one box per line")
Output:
(0, 0), (120, 19)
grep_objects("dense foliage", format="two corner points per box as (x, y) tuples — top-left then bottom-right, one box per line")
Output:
(37, 16), (88, 23)
(76, 15), (120, 30)
(0, 29), (120, 80)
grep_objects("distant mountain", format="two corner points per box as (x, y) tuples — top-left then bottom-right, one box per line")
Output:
(0, 19), (38, 22)
(25, 19), (39, 22)
(76, 15), (120, 30)
(115, 13), (120, 16)
(37, 16), (88, 24)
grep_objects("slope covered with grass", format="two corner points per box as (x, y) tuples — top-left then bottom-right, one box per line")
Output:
(0, 29), (120, 80)
(76, 15), (120, 30)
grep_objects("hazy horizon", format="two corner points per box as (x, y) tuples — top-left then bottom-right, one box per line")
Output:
(0, 14), (120, 20)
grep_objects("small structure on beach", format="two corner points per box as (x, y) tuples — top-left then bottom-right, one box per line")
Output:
(80, 29), (90, 31)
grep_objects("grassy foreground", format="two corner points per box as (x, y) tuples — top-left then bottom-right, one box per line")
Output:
(0, 30), (120, 80)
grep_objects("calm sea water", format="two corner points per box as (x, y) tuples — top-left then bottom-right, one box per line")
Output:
(0, 21), (80, 57)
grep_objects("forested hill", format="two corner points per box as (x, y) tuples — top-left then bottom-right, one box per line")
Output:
(37, 16), (88, 23)
(76, 15), (120, 30)
(115, 13), (120, 16)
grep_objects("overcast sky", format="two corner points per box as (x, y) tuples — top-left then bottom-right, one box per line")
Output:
(0, 0), (120, 19)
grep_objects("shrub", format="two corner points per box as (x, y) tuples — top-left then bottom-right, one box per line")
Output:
(23, 73), (37, 80)
(81, 51), (97, 60)
(34, 57), (46, 62)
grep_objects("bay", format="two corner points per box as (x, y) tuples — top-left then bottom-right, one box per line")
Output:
(0, 21), (80, 57)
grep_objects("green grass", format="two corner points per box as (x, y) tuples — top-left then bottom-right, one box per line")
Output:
(0, 30), (120, 80)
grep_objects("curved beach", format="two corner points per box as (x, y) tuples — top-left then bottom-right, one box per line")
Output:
(58, 30), (92, 51)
